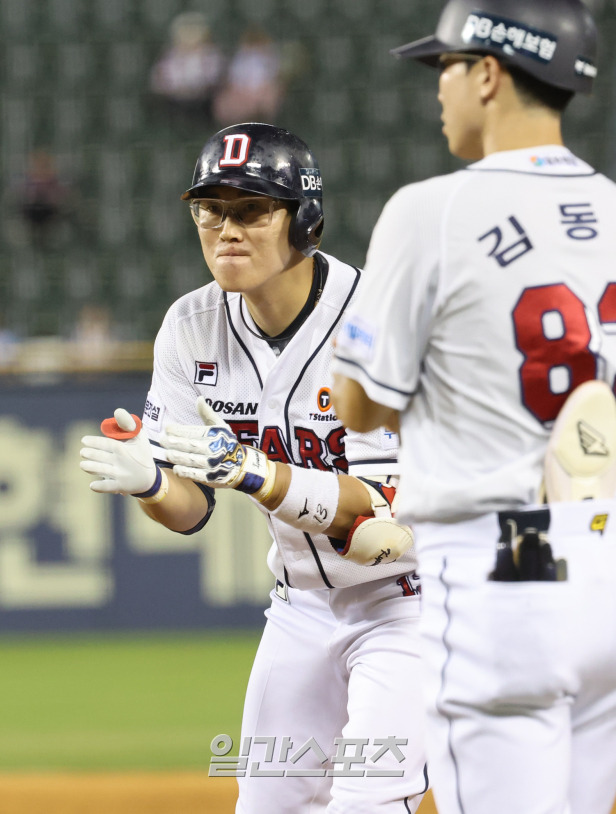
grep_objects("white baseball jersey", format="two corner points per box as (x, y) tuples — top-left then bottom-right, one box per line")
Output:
(333, 145), (616, 814)
(333, 146), (616, 527)
(141, 251), (416, 589)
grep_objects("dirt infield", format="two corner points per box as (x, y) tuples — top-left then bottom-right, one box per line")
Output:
(0, 774), (612, 814)
(0, 773), (238, 814)
(0, 773), (441, 814)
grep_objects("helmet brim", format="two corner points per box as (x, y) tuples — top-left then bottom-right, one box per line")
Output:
(390, 34), (454, 66)
(181, 175), (301, 202)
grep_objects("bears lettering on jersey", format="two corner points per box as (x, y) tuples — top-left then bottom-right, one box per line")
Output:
(260, 426), (292, 463)
(226, 421), (348, 474)
(326, 426), (347, 473)
(228, 420), (259, 447)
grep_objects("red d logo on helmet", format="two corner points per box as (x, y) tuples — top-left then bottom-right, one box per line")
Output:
(219, 134), (252, 167)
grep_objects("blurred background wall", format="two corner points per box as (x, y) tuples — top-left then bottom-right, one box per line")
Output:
(0, 0), (615, 632)
(1, 0), (614, 343)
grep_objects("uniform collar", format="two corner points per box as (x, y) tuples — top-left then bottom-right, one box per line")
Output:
(467, 145), (595, 176)
(240, 253), (329, 355)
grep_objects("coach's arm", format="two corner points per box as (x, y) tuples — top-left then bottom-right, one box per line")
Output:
(331, 373), (400, 435)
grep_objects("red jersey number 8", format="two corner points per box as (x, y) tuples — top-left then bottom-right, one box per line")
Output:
(512, 282), (616, 424)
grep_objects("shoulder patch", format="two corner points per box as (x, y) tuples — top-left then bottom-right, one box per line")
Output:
(143, 393), (166, 431)
(337, 315), (377, 362)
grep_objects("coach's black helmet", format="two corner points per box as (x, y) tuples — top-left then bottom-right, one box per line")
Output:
(391, 0), (597, 94)
(182, 123), (324, 257)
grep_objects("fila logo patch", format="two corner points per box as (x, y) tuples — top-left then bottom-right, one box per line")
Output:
(195, 362), (218, 386)
(219, 134), (251, 167)
(577, 420), (609, 456)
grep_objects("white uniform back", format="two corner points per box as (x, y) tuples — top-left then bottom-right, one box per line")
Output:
(141, 251), (416, 589)
(334, 146), (616, 525)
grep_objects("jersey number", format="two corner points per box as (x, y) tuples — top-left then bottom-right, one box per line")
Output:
(512, 282), (616, 423)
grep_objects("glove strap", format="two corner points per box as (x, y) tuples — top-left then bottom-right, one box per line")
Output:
(135, 467), (170, 504)
(233, 446), (274, 498)
(252, 459), (277, 503)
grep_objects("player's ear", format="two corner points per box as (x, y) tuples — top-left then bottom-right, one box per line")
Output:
(478, 55), (504, 103)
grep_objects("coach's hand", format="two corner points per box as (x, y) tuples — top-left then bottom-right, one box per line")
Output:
(80, 408), (158, 495)
(162, 397), (275, 501)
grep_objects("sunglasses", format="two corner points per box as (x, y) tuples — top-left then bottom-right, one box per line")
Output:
(189, 197), (285, 230)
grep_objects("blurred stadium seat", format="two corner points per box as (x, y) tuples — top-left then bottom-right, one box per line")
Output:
(0, 0), (614, 344)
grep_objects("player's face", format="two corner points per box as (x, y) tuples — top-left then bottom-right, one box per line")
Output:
(437, 55), (486, 160)
(193, 186), (301, 296)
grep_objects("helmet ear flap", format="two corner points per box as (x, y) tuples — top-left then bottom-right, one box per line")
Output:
(290, 198), (324, 257)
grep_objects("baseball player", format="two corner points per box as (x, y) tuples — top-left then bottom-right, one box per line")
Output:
(331, 2), (616, 813)
(79, 123), (427, 813)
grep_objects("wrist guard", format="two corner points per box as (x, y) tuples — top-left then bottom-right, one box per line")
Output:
(336, 477), (414, 566)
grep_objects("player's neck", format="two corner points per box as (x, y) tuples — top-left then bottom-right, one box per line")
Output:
(482, 105), (564, 157)
(243, 256), (316, 337)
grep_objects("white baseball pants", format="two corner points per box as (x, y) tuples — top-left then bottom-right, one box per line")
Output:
(416, 500), (616, 814)
(236, 575), (427, 813)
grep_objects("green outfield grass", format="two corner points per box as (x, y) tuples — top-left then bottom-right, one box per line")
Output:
(0, 631), (261, 772)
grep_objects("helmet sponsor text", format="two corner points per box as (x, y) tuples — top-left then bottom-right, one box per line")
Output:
(574, 57), (597, 78)
(461, 13), (557, 64)
(300, 168), (323, 196)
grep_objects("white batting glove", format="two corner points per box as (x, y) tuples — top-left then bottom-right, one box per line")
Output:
(80, 408), (159, 496)
(162, 397), (275, 501)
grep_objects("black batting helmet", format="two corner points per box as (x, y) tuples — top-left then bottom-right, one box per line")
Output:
(182, 122), (324, 257)
(391, 0), (597, 94)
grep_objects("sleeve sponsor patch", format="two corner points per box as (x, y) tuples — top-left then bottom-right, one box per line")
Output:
(337, 315), (377, 362)
(381, 429), (399, 451)
(143, 392), (166, 431)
